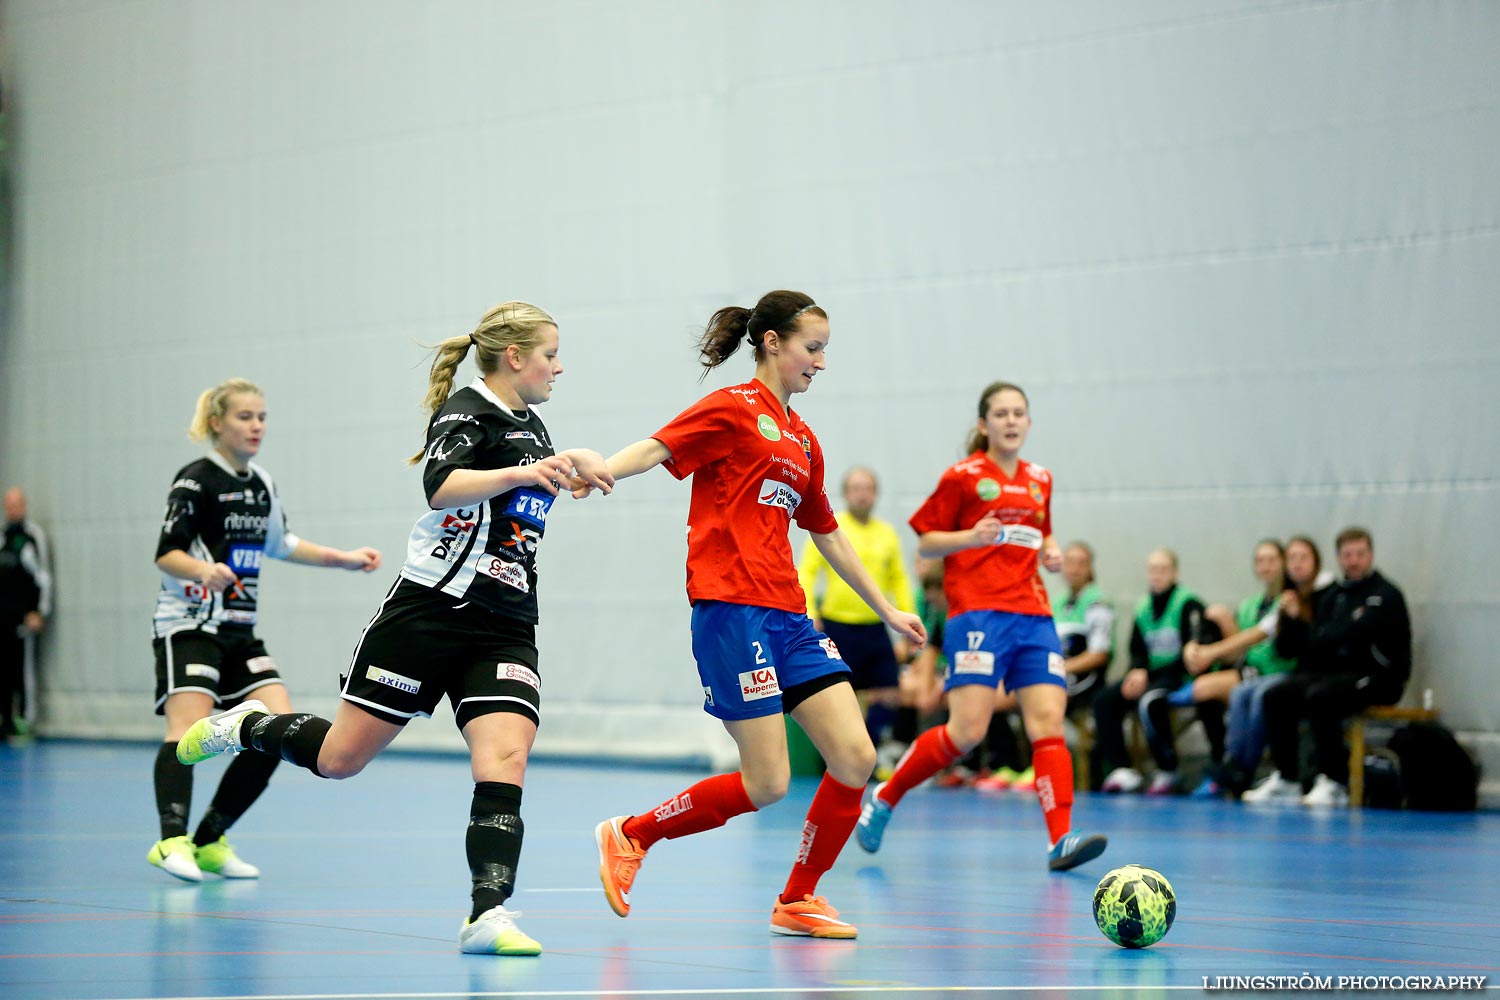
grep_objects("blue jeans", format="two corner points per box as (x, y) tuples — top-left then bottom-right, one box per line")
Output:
(1226, 673), (1292, 771)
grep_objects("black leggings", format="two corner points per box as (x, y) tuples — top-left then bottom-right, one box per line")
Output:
(1093, 672), (1183, 773)
(1262, 672), (1395, 784)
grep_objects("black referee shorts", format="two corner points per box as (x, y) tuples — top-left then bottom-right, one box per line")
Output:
(820, 619), (900, 690)
(341, 579), (541, 729)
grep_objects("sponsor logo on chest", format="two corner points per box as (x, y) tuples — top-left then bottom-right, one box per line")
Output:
(228, 545), (263, 575)
(757, 479), (803, 514)
(223, 512), (268, 533)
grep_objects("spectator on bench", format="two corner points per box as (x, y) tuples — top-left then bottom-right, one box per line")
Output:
(1096, 549), (1219, 795)
(1243, 527), (1411, 808)
(1183, 537), (1320, 797)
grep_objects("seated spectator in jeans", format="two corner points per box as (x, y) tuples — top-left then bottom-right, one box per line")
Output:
(1243, 527), (1411, 808)
(1183, 536), (1321, 797)
(1095, 549), (1219, 795)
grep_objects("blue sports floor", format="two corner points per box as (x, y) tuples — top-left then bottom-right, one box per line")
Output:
(2, 741), (1497, 999)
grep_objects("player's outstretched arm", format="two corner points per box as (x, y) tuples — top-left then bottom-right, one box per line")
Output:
(286, 540), (383, 573)
(433, 456), (575, 508)
(557, 448), (614, 495)
(572, 438), (670, 497)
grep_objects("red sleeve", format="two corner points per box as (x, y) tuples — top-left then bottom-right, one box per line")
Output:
(909, 470), (963, 536)
(793, 434), (839, 535)
(653, 391), (736, 480)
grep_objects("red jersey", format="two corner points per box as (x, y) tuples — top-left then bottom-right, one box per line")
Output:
(653, 379), (840, 614)
(909, 453), (1053, 618)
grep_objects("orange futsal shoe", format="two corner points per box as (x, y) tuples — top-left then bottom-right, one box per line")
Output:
(594, 816), (646, 917)
(770, 894), (859, 939)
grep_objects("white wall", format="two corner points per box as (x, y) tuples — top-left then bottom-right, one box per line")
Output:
(2, 0), (1497, 763)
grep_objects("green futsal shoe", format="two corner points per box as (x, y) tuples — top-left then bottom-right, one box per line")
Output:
(176, 699), (269, 764)
(147, 835), (203, 882)
(195, 837), (261, 878)
(459, 905), (542, 956)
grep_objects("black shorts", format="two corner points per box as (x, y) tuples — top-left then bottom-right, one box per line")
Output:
(341, 579), (541, 729)
(820, 620), (899, 691)
(153, 627), (282, 714)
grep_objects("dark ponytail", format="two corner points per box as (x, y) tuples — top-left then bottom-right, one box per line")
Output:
(697, 289), (825, 374)
(965, 380), (1029, 454)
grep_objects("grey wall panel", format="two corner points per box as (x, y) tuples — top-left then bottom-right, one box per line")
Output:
(2, 0), (1495, 754)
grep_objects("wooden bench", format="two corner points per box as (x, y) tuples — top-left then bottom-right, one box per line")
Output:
(1348, 705), (1440, 806)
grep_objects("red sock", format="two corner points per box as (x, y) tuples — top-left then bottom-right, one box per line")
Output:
(877, 725), (960, 808)
(780, 774), (864, 903)
(622, 772), (755, 850)
(1032, 736), (1074, 845)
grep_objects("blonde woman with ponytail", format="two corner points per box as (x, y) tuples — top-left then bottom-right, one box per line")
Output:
(175, 303), (612, 957)
(149, 379), (382, 886)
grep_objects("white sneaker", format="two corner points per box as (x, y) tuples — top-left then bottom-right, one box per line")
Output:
(1101, 767), (1143, 793)
(147, 836), (203, 882)
(1301, 773), (1350, 808)
(1145, 771), (1177, 796)
(1242, 770), (1301, 803)
(176, 699), (270, 764)
(459, 905), (542, 955)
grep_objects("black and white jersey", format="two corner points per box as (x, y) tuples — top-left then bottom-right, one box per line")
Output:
(399, 377), (556, 623)
(153, 452), (300, 637)
(0, 517), (52, 623)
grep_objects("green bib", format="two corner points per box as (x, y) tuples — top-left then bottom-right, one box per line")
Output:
(1135, 587), (1196, 671)
(1236, 593), (1297, 677)
(1054, 583), (1112, 658)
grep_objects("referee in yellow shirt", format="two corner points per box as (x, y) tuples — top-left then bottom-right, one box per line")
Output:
(798, 467), (916, 773)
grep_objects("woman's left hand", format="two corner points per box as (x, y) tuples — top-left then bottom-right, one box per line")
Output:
(342, 547), (383, 572)
(884, 610), (927, 648)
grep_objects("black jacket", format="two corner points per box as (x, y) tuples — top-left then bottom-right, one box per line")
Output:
(1276, 570), (1411, 700)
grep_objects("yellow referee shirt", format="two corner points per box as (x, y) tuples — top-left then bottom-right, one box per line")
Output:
(797, 512), (916, 624)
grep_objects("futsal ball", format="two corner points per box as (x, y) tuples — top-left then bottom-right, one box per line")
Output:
(1092, 864), (1176, 949)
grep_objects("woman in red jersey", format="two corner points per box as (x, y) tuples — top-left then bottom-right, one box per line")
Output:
(854, 381), (1108, 872)
(587, 290), (926, 940)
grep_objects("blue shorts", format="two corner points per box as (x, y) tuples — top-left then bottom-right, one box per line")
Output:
(942, 610), (1065, 694)
(820, 620), (899, 691)
(691, 601), (850, 721)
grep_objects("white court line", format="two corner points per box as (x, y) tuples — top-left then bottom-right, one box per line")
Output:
(105, 987), (1216, 999)
(521, 887), (604, 893)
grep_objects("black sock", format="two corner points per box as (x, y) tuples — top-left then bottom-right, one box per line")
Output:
(467, 781), (524, 921)
(153, 742), (193, 840)
(891, 707), (918, 745)
(245, 712), (331, 776)
(193, 751), (281, 846)
(864, 702), (896, 745)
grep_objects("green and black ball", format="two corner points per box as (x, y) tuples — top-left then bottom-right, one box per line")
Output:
(1093, 864), (1176, 949)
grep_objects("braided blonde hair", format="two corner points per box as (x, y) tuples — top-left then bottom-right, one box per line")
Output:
(408, 301), (555, 464)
